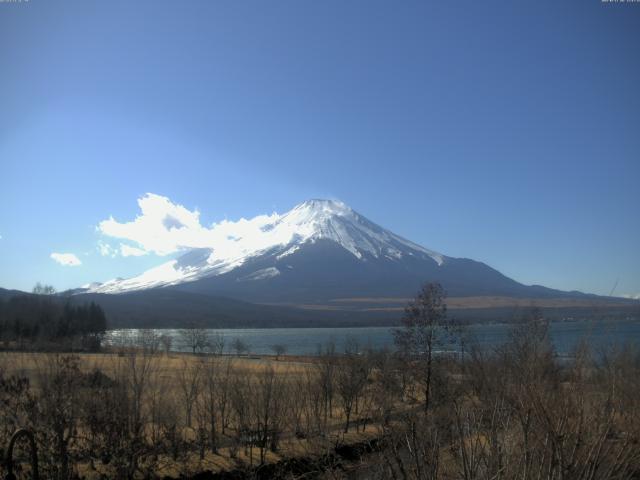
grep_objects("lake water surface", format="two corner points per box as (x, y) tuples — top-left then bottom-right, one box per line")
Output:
(106, 318), (640, 356)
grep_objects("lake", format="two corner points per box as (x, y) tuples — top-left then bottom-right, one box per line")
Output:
(105, 318), (640, 356)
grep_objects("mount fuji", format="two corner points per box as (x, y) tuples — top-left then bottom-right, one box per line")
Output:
(63, 198), (640, 327)
(82, 199), (587, 305)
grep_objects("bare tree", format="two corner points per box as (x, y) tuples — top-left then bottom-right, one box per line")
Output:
(370, 348), (402, 427)
(317, 340), (337, 427)
(231, 337), (249, 356)
(34, 354), (81, 479)
(253, 367), (285, 463)
(230, 373), (252, 463)
(177, 358), (202, 429)
(216, 356), (234, 435)
(155, 391), (182, 461)
(179, 325), (209, 354)
(271, 344), (287, 360)
(137, 329), (160, 353)
(79, 366), (132, 474)
(394, 282), (457, 413)
(303, 368), (326, 435)
(197, 354), (222, 454)
(285, 374), (309, 438)
(158, 334), (172, 355)
(113, 335), (161, 478)
(336, 343), (370, 432)
(207, 332), (225, 355)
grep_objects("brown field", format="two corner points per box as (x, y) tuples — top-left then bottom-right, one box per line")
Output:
(0, 349), (391, 479)
(329, 295), (637, 309)
(1, 325), (639, 479)
(0, 350), (314, 386)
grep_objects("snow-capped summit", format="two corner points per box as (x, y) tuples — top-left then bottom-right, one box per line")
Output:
(277, 198), (443, 263)
(88, 199), (445, 294)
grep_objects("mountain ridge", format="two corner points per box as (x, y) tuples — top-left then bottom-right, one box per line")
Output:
(77, 199), (631, 307)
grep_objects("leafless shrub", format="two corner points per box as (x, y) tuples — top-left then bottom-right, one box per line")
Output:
(336, 339), (370, 433)
(177, 357), (202, 429)
(33, 354), (81, 479)
(231, 337), (250, 356)
(179, 324), (210, 354)
(271, 343), (287, 360)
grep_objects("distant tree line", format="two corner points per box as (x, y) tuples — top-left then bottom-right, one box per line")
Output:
(0, 284), (107, 351)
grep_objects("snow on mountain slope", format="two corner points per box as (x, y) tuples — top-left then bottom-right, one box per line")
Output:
(88, 199), (445, 294)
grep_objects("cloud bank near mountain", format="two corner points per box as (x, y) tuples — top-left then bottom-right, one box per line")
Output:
(97, 193), (278, 258)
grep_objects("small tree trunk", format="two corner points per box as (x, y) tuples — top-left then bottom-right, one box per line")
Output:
(344, 407), (351, 433)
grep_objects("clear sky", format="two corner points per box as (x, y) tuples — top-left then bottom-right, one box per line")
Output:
(1, 0), (639, 297)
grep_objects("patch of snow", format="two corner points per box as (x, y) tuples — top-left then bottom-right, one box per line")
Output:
(237, 267), (281, 282)
(276, 245), (300, 260)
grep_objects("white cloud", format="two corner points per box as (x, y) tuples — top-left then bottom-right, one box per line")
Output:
(97, 239), (147, 258)
(97, 193), (279, 258)
(622, 293), (640, 300)
(51, 252), (82, 266)
(120, 243), (148, 257)
(97, 241), (117, 257)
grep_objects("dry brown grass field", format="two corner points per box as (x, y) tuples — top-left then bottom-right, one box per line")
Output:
(0, 349), (397, 479)
(0, 351), (312, 382)
(269, 296), (638, 313)
(1, 316), (639, 479)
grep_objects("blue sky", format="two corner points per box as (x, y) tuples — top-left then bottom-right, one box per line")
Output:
(0, 0), (639, 297)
